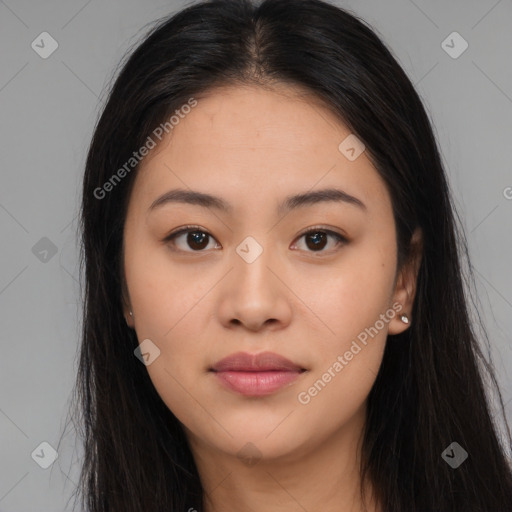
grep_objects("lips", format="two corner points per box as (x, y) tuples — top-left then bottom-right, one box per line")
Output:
(209, 351), (306, 373)
(209, 351), (307, 396)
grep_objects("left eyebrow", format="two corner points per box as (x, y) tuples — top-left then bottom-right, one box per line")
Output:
(148, 187), (367, 215)
(277, 187), (367, 215)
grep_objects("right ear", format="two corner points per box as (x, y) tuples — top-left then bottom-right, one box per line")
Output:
(121, 277), (134, 329)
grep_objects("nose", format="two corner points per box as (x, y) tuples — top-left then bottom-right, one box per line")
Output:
(216, 238), (293, 333)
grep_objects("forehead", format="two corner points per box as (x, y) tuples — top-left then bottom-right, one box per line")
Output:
(130, 84), (391, 218)
(170, 84), (348, 154)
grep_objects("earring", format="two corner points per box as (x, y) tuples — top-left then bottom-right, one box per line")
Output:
(400, 313), (409, 324)
(129, 311), (133, 317)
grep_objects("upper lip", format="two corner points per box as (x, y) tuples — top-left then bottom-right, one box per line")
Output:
(210, 351), (306, 372)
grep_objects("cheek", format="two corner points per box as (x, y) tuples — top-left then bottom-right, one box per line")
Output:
(293, 244), (394, 407)
(297, 243), (396, 347)
(124, 238), (212, 387)
(125, 235), (201, 336)
(295, 280), (389, 432)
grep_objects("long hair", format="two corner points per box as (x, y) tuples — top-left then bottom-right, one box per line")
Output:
(68, 0), (512, 510)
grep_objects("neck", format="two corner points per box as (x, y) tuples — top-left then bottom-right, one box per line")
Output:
(185, 405), (381, 512)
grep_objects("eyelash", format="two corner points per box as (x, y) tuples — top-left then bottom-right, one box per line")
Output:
(162, 225), (348, 254)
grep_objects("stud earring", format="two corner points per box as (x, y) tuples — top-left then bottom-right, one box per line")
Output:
(400, 313), (409, 324)
(129, 311), (133, 317)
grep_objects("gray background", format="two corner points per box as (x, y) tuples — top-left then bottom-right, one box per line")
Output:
(1, 0), (511, 510)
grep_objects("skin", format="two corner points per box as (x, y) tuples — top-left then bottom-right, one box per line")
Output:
(122, 84), (422, 512)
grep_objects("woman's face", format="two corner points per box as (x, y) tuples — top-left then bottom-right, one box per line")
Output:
(122, 84), (415, 464)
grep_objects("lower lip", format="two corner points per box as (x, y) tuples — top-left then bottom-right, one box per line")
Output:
(212, 370), (304, 396)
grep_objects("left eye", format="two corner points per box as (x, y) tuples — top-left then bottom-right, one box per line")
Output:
(292, 228), (347, 253)
(164, 226), (347, 253)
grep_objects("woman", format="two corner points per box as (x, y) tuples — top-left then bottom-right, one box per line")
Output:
(69, 0), (512, 510)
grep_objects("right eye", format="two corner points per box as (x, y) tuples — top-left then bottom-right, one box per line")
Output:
(163, 226), (221, 252)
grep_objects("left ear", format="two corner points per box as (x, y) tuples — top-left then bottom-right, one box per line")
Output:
(388, 227), (423, 335)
